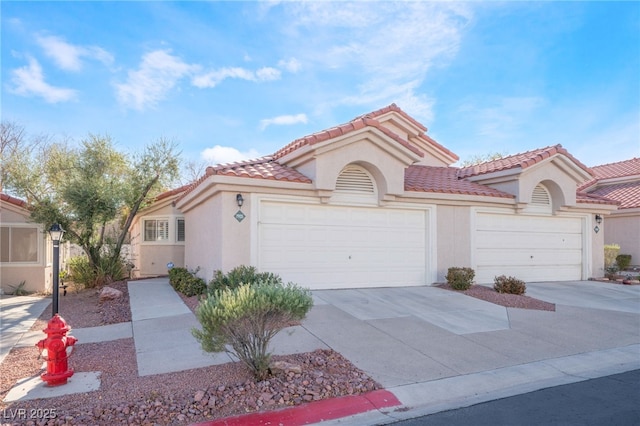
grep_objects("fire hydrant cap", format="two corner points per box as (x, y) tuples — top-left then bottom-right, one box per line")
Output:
(43, 314), (71, 335)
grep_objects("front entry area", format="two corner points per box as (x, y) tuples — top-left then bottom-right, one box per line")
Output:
(258, 201), (428, 289)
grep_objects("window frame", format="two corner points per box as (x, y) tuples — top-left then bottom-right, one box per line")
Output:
(140, 215), (185, 245)
(0, 224), (43, 265)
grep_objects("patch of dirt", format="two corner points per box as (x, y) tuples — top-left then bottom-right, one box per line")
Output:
(2, 281), (381, 425)
(437, 283), (556, 311)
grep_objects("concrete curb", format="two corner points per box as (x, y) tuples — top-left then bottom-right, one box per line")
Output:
(191, 389), (401, 426)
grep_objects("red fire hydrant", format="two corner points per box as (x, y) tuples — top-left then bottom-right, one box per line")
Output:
(35, 314), (77, 386)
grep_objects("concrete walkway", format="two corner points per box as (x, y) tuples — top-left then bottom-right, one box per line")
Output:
(2, 278), (639, 423)
(0, 295), (50, 365)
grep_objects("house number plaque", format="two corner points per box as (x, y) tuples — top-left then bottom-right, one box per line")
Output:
(234, 210), (246, 222)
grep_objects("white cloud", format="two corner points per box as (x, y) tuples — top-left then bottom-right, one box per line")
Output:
(259, 113), (308, 130)
(277, 2), (473, 122)
(36, 34), (113, 71)
(278, 58), (301, 73)
(458, 96), (545, 139)
(192, 66), (281, 88)
(115, 50), (197, 111)
(201, 145), (261, 165)
(9, 56), (77, 103)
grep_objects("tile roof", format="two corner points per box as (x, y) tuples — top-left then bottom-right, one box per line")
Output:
(155, 184), (190, 201)
(0, 192), (28, 208)
(405, 166), (514, 198)
(457, 144), (592, 179)
(590, 157), (640, 180)
(585, 181), (640, 209)
(210, 157), (312, 182)
(272, 108), (424, 160)
(354, 103), (427, 132)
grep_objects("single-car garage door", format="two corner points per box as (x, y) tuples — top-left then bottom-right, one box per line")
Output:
(258, 201), (428, 289)
(474, 212), (584, 283)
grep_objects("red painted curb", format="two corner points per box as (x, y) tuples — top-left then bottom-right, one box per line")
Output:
(192, 389), (401, 426)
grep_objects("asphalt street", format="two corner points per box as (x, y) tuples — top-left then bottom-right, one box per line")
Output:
(390, 369), (640, 426)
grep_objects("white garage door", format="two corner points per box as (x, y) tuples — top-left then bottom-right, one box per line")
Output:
(474, 212), (584, 283)
(258, 201), (428, 289)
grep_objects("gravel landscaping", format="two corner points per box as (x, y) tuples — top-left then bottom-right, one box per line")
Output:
(0, 281), (379, 426)
(437, 283), (556, 311)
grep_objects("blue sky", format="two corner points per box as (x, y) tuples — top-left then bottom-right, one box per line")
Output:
(2, 1), (639, 172)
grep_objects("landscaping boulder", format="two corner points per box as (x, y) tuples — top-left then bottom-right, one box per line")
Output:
(99, 286), (123, 302)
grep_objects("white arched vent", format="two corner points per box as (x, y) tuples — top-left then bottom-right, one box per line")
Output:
(527, 184), (552, 213)
(332, 165), (377, 204)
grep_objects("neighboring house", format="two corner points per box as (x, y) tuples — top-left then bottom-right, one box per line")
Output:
(133, 104), (620, 288)
(0, 193), (51, 294)
(580, 158), (640, 266)
(129, 185), (189, 278)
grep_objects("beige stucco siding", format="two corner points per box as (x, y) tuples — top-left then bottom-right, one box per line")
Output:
(436, 205), (472, 282)
(605, 212), (640, 267)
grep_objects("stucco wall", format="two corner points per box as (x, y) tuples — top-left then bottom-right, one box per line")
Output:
(605, 213), (640, 267)
(0, 210), (47, 294)
(183, 193), (222, 281)
(436, 205), (472, 282)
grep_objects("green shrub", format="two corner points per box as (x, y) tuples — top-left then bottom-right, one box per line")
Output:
(208, 265), (282, 292)
(604, 244), (620, 267)
(193, 281), (313, 380)
(68, 254), (126, 289)
(616, 254), (632, 271)
(493, 275), (526, 295)
(446, 267), (475, 291)
(169, 267), (206, 297)
(9, 281), (30, 296)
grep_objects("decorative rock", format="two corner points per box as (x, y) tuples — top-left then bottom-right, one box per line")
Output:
(99, 286), (123, 302)
(194, 390), (205, 402)
(270, 360), (303, 375)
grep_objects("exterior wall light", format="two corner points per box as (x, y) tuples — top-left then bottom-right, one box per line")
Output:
(595, 214), (602, 224)
(236, 193), (244, 208)
(48, 223), (65, 316)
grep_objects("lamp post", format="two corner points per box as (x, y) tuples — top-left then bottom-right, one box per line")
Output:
(49, 224), (65, 316)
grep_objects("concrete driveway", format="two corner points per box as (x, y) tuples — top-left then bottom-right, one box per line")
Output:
(287, 282), (640, 389)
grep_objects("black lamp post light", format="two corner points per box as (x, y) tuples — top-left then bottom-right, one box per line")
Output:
(49, 223), (65, 316)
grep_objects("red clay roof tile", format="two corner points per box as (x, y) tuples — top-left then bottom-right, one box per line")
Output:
(0, 192), (28, 208)
(210, 157), (312, 183)
(590, 157), (640, 180)
(405, 166), (514, 198)
(457, 144), (593, 179)
(272, 112), (425, 160)
(585, 181), (640, 209)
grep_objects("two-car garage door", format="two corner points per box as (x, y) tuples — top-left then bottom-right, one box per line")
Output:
(258, 201), (428, 289)
(474, 212), (584, 283)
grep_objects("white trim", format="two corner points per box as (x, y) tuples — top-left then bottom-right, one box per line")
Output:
(253, 194), (436, 286)
(0, 223), (45, 266)
(140, 214), (185, 245)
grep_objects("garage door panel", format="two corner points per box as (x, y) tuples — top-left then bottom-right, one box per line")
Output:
(475, 213), (583, 283)
(476, 231), (582, 249)
(477, 214), (582, 233)
(259, 202), (428, 289)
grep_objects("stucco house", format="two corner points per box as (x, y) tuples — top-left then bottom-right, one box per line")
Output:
(0, 193), (53, 294)
(580, 158), (640, 266)
(129, 185), (189, 278)
(133, 104), (620, 289)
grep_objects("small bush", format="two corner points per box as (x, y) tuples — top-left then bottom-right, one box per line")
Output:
(169, 267), (206, 296)
(616, 254), (632, 271)
(193, 281), (313, 380)
(493, 275), (526, 295)
(208, 265), (282, 292)
(68, 254), (126, 289)
(446, 267), (475, 291)
(604, 265), (619, 280)
(9, 281), (30, 296)
(604, 244), (621, 267)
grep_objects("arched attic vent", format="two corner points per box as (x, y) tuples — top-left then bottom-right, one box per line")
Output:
(526, 183), (552, 213)
(332, 164), (378, 204)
